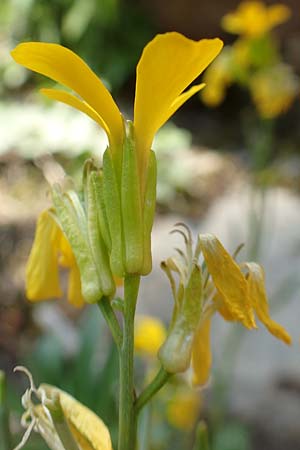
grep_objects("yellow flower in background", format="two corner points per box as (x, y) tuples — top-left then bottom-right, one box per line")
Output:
(249, 64), (299, 118)
(26, 210), (84, 307)
(222, 1), (290, 38)
(166, 387), (201, 431)
(134, 315), (167, 357)
(201, 48), (233, 107)
(11, 33), (223, 189)
(159, 227), (291, 386)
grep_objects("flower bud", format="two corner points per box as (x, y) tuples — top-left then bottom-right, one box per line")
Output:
(103, 148), (125, 277)
(159, 263), (202, 373)
(86, 170), (115, 297)
(121, 124), (144, 273)
(141, 150), (157, 275)
(52, 185), (103, 303)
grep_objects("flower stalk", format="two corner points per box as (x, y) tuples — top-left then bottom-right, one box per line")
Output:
(118, 275), (140, 450)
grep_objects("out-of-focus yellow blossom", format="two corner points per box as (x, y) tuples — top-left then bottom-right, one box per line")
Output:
(26, 210), (84, 308)
(134, 315), (167, 357)
(249, 64), (299, 118)
(201, 48), (233, 107)
(159, 226), (291, 386)
(166, 387), (201, 431)
(222, 1), (290, 38)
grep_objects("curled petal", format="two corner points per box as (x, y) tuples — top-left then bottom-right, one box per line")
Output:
(26, 210), (62, 301)
(41, 89), (110, 138)
(192, 315), (212, 386)
(134, 32), (223, 182)
(199, 233), (256, 329)
(11, 42), (123, 148)
(57, 388), (113, 450)
(244, 262), (291, 345)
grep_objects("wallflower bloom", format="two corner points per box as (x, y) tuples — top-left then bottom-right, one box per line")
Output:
(221, 1), (290, 38)
(11, 33), (223, 190)
(159, 226), (291, 386)
(12, 33), (223, 289)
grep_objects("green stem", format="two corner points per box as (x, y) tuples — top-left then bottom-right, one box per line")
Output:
(0, 371), (11, 450)
(118, 275), (140, 450)
(135, 367), (171, 414)
(98, 296), (123, 349)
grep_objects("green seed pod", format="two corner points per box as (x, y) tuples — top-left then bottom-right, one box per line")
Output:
(141, 150), (157, 275)
(159, 263), (202, 373)
(52, 185), (103, 303)
(102, 148), (125, 277)
(87, 172), (115, 297)
(121, 132), (143, 274)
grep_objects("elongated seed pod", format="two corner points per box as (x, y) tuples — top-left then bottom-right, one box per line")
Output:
(87, 173), (115, 297)
(52, 186), (103, 303)
(121, 135), (143, 273)
(102, 148), (124, 277)
(141, 150), (157, 275)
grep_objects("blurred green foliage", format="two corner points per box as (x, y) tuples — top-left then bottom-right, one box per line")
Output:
(1, 0), (155, 92)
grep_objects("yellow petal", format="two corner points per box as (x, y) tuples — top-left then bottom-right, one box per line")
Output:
(160, 83), (206, 129)
(199, 234), (256, 329)
(41, 88), (110, 138)
(58, 229), (84, 307)
(11, 42), (123, 148)
(26, 210), (62, 301)
(244, 262), (291, 345)
(267, 4), (291, 29)
(68, 264), (85, 308)
(134, 32), (223, 181)
(45, 386), (112, 450)
(192, 315), (212, 386)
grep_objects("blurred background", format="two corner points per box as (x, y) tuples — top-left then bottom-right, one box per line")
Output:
(1, 0), (300, 449)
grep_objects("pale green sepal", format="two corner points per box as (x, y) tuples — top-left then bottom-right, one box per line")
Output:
(91, 170), (112, 251)
(121, 127), (143, 273)
(103, 148), (125, 277)
(159, 263), (202, 373)
(52, 185), (103, 303)
(87, 172), (115, 297)
(141, 150), (157, 275)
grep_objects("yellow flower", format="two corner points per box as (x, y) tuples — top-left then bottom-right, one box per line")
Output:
(249, 64), (299, 118)
(201, 47), (233, 107)
(221, 1), (290, 38)
(166, 386), (201, 431)
(11, 33), (223, 189)
(134, 315), (167, 357)
(12, 33), (223, 280)
(26, 210), (84, 307)
(159, 226), (291, 386)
